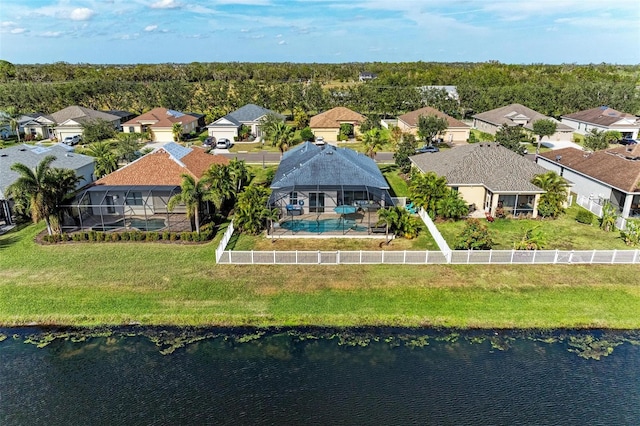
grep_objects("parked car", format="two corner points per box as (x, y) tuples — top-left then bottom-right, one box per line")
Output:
(62, 135), (81, 146)
(314, 136), (325, 146)
(416, 145), (439, 153)
(203, 136), (214, 147)
(216, 138), (232, 149)
(619, 137), (638, 145)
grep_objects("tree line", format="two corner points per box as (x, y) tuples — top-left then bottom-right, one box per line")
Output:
(1, 61), (638, 123)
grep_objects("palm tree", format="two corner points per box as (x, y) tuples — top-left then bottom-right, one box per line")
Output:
(362, 128), (385, 159)
(6, 155), (81, 235)
(409, 171), (448, 216)
(531, 171), (569, 218)
(172, 123), (183, 142)
(271, 122), (294, 157)
(167, 174), (207, 234)
(1, 107), (21, 143)
(47, 167), (83, 234)
(436, 190), (469, 220)
(228, 158), (251, 194)
(205, 164), (235, 213)
(376, 207), (399, 243)
(86, 141), (118, 178)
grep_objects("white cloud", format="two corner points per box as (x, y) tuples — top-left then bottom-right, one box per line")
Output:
(42, 31), (62, 37)
(278, 39), (286, 45)
(150, 0), (182, 9)
(70, 8), (95, 21)
(10, 28), (27, 34)
(145, 25), (158, 31)
(1, 21), (17, 27)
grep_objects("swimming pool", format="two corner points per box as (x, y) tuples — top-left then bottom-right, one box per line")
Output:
(91, 218), (167, 232)
(279, 218), (368, 233)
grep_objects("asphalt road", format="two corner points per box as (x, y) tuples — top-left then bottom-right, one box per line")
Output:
(220, 151), (395, 164)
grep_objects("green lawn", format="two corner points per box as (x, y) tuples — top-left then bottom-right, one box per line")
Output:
(2, 223), (640, 329)
(437, 204), (632, 250)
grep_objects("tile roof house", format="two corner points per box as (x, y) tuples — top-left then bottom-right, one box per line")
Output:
(537, 145), (640, 227)
(269, 142), (393, 230)
(206, 104), (283, 143)
(397, 106), (470, 144)
(21, 106), (121, 141)
(472, 103), (574, 142)
(0, 143), (95, 225)
(309, 107), (367, 143)
(122, 108), (199, 143)
(560, 106), (640, 139)
(69, 142), (229, 232)
(410, 143), (551, 218)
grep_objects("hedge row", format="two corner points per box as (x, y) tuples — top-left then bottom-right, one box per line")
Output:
(42, 228), (214, 244)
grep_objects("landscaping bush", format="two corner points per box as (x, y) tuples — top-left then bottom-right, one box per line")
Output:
(575, 209), (595, 225)
(620, 221), (640, 246)
(121, 232), (131, 241)
(147, 232), (159, 242)
(180, 232), (192, 242)
(455, 218), (494, 250)
(162, 231), (170, 241)
(110, 233), (120, 242)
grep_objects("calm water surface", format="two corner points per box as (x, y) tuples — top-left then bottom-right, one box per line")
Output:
(1, 328), (639, 425)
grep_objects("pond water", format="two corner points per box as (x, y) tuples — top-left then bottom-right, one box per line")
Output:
(1, 328), (639, 425)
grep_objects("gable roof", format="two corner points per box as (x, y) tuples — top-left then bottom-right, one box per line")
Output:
(473, 103), (573, 132)
(93, 142), (229, 187)
(410, 143), (548, 193)
(561, 106), (640, 127)
(538, 146), (640, 193)
(0, 144), (95, 199)
(397, 106), (469, 129)
(229, 104), (282, 122)
(271, 142), (388, 189)
(310, 107), (366, 129)
(51, 106), (120, 125)
(123, 107), (198, 129)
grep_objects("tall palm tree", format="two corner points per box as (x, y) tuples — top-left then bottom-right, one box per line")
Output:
(409, 171), (448, 216)
(6, 155), (81, 235)
(86, 141), (118, 178)
(436, 190), (469, 220)
(376, 207), (399, 243)
(172, 123), (183, 142)
(167, 174), (207, 234)
(228, 158), (251, 194)
(205, 164), (235, 212)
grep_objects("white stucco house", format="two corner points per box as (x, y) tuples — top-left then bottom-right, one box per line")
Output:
(560, 106), (640, 139)
(206, 104), (283, 143)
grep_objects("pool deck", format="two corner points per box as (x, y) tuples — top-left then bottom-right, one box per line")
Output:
(269, 212), (390, 239)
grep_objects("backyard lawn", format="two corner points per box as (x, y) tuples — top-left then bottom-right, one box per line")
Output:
(436, 204), (633, 250)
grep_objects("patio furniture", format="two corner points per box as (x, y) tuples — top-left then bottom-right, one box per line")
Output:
(286, 204), (303, 216)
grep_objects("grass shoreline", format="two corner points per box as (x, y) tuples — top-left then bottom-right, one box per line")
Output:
(2, 223), (640, 329)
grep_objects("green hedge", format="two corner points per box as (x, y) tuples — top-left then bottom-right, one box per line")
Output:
(42, 225), (215, 244)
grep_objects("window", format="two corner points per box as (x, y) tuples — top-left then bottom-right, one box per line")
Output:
(289, 191), (298, 205)
(128, 126), (134, 133)
(125, 192), (143, 206)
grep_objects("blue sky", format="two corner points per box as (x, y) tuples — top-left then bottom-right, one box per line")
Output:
(1, 0), (639, 64)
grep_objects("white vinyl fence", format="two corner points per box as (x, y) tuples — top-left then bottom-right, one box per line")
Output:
(215, 221), (235, 263)
(216, 249), (640, 264)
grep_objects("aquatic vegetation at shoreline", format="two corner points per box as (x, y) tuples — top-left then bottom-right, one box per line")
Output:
(3, 327), (640, 361)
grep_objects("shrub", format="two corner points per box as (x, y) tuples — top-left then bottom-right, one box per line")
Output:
(121, 231), (131, 241)
(180, 232), (192, 242)
(455, 218), (494, 250)
(110, 233), (120, 242)
(575, 209), (594, 225)
(621, 221), (640, 246)
(88, 231), (97, 242)
(169, 232), (178, 241)
(162, 231), (170, 241)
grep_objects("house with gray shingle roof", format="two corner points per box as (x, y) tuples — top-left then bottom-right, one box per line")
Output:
(22, 106), (121, 141)
(206, 104), (284, 143)
(537, 145), (640, 226)
(473, 104), (574, 142)
(560, 106), (640, 139)
(269, 142), (392, 221)
(0, 143), (95, 225)
(410, 143), (551, 218)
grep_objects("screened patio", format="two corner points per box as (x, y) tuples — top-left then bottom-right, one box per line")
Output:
(61, 185), (194, 233)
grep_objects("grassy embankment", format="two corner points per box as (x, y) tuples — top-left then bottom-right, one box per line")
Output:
(1, 223), (640, 329)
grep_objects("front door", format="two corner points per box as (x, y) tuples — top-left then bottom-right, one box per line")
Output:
(309, 192), (325, 213)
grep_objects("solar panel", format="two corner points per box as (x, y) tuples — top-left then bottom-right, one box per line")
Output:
(166, 109), (185, 118)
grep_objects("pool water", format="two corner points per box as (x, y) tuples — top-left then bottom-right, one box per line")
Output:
(92, 218), (167, 232)
(280, 218), (368, 233)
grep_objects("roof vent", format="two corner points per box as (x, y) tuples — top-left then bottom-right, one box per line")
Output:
(19, 148), (26, 151)
(555, 155), (562, 162)
(0, 154), (7, 157)
(66, 153), (72, 157)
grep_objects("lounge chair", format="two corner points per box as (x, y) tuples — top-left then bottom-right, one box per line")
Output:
(405, 202), (417, 214)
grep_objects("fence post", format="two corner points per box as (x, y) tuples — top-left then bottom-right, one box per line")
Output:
(554, 249), (559, 264)
(635, 250), (640, 264)
(403, 250), (406, 264)
(382, 250), (385, 263)
(611, 249), (616, 264)
(510, 250), (515, 264)
(532, 250), (536, 264)
(360, 250), (362, 264)
(425, 251), (429, 264)
(273, 250), (276, 264)
(337, 250), (340, 264)
(251, 250), (254, 264)
(467, 250), (471, 264)
(590, 249), (596, 264)
(296, 250), (298, 264)
(568, 250), (574, 264)
(317, 250), (320, 264)
(489, 249), (492, 263)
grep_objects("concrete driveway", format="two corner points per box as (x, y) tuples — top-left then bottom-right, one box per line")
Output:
(540, 140), (583, 150)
